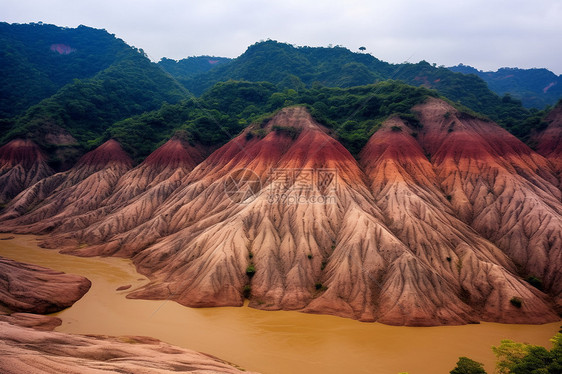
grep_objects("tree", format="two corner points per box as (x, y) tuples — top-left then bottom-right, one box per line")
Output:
(450, 357), (487, 374)
(509, 334), (562, 374)
(492, 339), (531, 374)
(452, 331), (562, 374)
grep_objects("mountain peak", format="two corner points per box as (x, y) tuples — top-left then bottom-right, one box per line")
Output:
(0, 139), (54, 205)
(141, 138), (204, 170)
(262, 106), (326, 133)
(76, 140), (133, 169)
(0, 139), (48, 169)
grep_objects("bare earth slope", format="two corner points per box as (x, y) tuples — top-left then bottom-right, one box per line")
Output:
(0, 322), (256, 374)
(36, 137), (206, 242)
(411, 98), (562, 313)
(0, 139), (53, 205)
(126, 106), (457, 324)
(1, 105), (560, 326)
(0, 139), (133, 232)
(360, 114), (558, 323)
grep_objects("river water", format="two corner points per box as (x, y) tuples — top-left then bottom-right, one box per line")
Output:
(0, 235), (559, 374)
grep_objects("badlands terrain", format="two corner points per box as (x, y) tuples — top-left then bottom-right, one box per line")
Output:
(1, 20), (561, 374)
(1, 100), (561, 327)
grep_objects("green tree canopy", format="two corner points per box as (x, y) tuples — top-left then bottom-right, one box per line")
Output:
(450, 357), (487, 374)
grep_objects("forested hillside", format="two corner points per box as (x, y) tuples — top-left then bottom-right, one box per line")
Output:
(166, 40), (544, 136)
(0, 24), (558, 168)
(103, 80), (435, 161)
(158, 56), (231, 84)
(0, 22), (135, 118)
(0, 23), (188, 168)
(449, 64), (562, 108)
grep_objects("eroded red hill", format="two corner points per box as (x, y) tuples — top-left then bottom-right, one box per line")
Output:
(2, 105), (561, 326)
(360, 113), (558, 323)
(410, 98), (562, 314)
(0, 139), (53, 205)
(39, 137), (206, 249)
(0, 140), (133, 232)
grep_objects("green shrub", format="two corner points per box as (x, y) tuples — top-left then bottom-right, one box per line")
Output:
(510, 297), (523, 308)
(246, 264), (256, 277)
(525, 276), (543, 290)
(243, 285), (251, 298)
(272, 125), (301, 139)
(314, 283), (327, 291)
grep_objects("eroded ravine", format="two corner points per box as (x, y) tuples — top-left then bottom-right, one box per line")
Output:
(1, 104), (561, 325)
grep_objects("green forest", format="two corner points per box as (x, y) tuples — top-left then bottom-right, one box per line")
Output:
(0, 23), (557, 168)
(104, 80), (436, 161)
(0, 22), (137, 118)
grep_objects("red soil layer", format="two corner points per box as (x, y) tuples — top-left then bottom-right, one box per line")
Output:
(30, 138), (207, 249)
(142, 138), (204, 169)
(0, 140), (133, 232)
(0, 139), (53, 204)
(0, 139), (48, 169)
(2, 105), (561, 326)
(74, 139), (133, 170)
(412, 98), (562, 313)
(360, 114), (558, 324)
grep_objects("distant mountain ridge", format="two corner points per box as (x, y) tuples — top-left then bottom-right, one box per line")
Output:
(1, 23), (559, 172)
(158, 56), (231, 80)
(163, 42), (561, 110)
(449, 64), (562, 108)
(159, 40), (536, 132)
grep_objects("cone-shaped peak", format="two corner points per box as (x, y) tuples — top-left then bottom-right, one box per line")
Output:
(75, 140), (133, 169)
(0, 139), (48, 169)
(0, 139), (54, 205)
(263, 106), (325, 132)
(142, 138), (204, 170)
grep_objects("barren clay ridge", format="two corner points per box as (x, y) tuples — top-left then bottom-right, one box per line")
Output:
(2, 104), (561, 326)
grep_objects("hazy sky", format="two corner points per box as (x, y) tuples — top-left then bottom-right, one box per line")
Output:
(2, 0), (561, 74)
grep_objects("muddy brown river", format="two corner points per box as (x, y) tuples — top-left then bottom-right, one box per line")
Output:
(0, 235), (559, 374)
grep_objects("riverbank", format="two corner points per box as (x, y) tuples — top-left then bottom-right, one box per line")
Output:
(0, 234), (559, 374)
